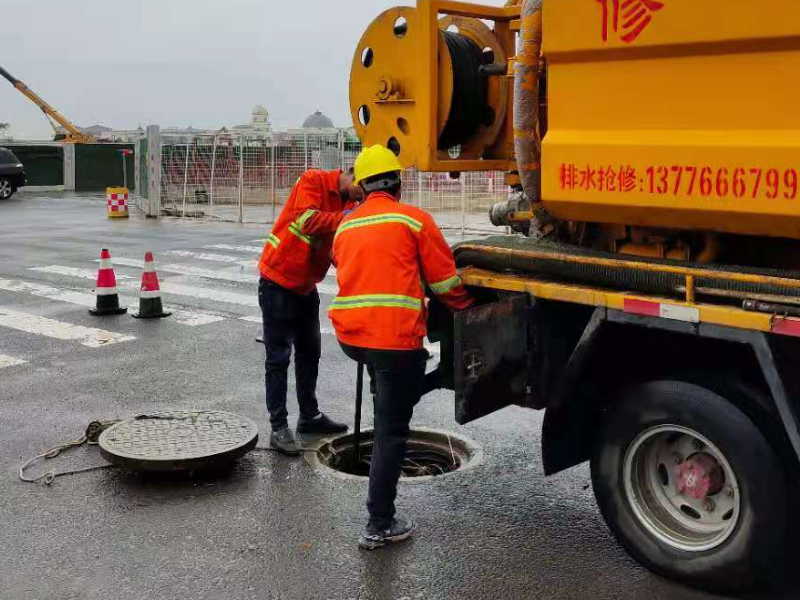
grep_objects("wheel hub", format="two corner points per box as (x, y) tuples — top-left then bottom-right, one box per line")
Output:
(677, 453), (724, 500)
(623, 425), (741, 552)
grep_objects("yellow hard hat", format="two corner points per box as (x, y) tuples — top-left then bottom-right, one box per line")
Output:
(352, 145), (403, 185)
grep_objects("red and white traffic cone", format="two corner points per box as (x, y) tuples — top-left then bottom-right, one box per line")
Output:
(132, 251), (171, 319)
(89, 248), (127, 316)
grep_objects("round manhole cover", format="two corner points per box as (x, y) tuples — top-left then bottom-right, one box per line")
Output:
(312, 428), (480, 481)
(98, 410), (259, 472)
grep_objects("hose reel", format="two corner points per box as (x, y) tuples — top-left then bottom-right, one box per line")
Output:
(350, 6), (510, 171)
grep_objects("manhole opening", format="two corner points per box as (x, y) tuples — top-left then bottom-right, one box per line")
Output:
(317, 429), (474, 478)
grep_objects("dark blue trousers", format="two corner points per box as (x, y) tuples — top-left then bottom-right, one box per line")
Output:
(340, 343), (427, 531)
(259, 278), (321, 430)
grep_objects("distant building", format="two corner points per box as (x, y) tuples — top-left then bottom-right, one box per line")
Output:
(302, 110), (335, 131)
(231, 105), (272, 139)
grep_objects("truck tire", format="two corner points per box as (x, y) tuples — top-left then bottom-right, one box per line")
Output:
(0, 177), (14, 200)
(590, 380), (787, 592)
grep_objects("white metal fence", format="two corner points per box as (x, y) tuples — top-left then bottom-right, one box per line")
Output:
(152, 131), (504, 232)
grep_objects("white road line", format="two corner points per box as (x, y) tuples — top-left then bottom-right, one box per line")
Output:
(30, 265), (135, 280)
(1, 278), (223, 327)
(157, 282), (259, 307)
(0, 278), (101, 308)
(25, 267), (267, 312)
(103, 258), (256, 283)
(317, 282), (338, 296)
(205, 244), (263, 254)
(240, 315), (262, 323)
(0, 354), (26, 369)
(0, 307), (135, 348)
(167, 250), (246, 264)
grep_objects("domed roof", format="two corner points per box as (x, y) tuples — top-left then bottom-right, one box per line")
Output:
(303, 110), (334, 129)
(252, 104), (269, 116)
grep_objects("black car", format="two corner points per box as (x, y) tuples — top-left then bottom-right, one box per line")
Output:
(0, 147), (26, 200)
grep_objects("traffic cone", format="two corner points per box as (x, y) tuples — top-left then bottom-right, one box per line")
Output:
(132, 252), (171, 319)
(89, 248), (127, 316)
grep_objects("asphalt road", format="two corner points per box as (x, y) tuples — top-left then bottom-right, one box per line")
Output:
(0, 192), (789, 600)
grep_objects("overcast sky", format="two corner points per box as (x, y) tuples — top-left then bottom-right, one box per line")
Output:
(2, 0), (505, 140)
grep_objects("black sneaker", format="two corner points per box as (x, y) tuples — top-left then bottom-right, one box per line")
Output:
(296, 412), (348, 434)
(358, 516), (415, 550)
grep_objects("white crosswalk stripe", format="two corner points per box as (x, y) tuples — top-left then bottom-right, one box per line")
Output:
(157, 281), (258, 307)
(1, 278), (224, 327)
(0, 307), (135, 348)
(30, 266), (134, 280)
(0, 354), (26, 369)
(205, 244), (263, 254)
(86, 259), (333, 295)
(167, 250), (248, 264)
(96, 258), (256, 283)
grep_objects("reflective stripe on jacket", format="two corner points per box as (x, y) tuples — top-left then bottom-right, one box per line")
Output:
(329, 191), (474, 350)
(258, 169), (347, 294)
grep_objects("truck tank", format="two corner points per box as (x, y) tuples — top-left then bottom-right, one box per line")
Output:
(349, 0), (800, 266)
(541, 0), (800, 240)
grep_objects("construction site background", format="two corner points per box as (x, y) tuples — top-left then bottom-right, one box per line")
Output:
(133, 131), (503, 234)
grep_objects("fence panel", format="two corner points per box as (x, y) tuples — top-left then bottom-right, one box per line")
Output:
(156, 131), (502, 232)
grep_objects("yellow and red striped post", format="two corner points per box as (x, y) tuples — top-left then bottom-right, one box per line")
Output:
(106, 187), (129, 219)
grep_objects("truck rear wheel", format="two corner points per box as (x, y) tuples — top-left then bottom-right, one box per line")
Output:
(590, 380), (787, 592)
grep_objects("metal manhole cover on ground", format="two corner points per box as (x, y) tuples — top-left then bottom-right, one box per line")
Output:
(98, 410), (259, 472)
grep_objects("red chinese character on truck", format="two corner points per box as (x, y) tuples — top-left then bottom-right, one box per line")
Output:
(596, 0), (664, 44)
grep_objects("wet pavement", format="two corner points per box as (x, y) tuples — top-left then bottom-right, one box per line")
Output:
(0, 192), (788, 599)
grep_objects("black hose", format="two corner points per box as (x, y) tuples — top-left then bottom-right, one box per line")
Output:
(438, 31), (488, 150)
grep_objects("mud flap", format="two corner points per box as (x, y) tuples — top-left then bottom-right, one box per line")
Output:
(454, 295), (530, 425)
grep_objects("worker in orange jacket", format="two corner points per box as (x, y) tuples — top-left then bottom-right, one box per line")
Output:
(258, 168), (362, 455)
(329, 146), (475, 549)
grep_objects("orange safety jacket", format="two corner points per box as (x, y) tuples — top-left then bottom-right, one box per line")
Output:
(329, 191), (474, 350)
(258, 169), (349, 294)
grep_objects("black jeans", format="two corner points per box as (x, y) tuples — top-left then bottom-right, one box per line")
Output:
(340, 342), (427, 531)
(259, 278), (321, 430)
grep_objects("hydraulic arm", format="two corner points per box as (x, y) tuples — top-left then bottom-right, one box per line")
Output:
(0, 65), (95, 144)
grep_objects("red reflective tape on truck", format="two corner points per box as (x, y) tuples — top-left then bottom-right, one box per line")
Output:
(623, 299), (660, 317)
(772, 317), (800, 338)
(623, 298), (700, 323)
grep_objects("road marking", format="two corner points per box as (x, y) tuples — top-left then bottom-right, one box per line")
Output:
(205, 244), (263, 254)
(157, 281), (259, 307)
(30, 266), (134, 280)
(167, 250), (246, 264)
(1, 278), (223, 327)
(0, 354), (26, 369)
(100, 258), (256, 283)
(0, 307), (135, 347)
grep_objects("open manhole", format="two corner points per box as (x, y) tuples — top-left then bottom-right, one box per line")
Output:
(313, 428), (479, 480)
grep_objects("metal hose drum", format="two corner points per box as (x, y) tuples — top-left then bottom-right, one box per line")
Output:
(438, 31), (489, 150)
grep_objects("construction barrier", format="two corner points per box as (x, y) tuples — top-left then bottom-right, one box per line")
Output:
(106, 187), (129, 218)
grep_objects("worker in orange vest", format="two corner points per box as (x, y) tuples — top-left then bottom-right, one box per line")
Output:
(330, 145), (475, 549)
(258, 168), (362, 455)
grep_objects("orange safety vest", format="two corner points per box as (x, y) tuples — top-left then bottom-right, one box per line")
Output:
(329, 191), (474, 350)
(258, 169), (348, 294)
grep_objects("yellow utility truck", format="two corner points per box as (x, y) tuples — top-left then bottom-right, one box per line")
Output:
(350, 0), (800, 592)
